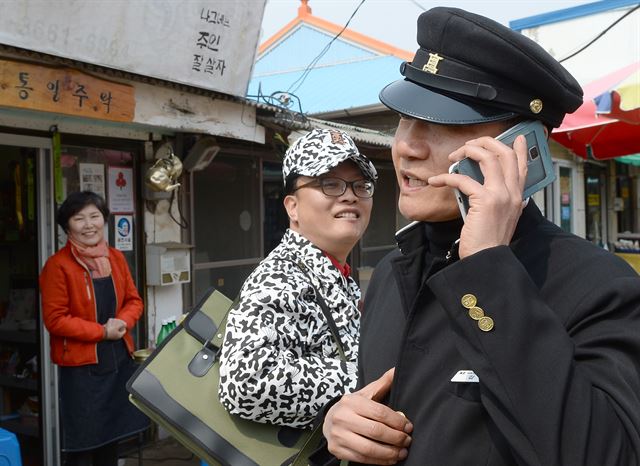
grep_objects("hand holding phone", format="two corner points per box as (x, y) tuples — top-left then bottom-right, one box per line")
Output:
(448, 120), (555, 220)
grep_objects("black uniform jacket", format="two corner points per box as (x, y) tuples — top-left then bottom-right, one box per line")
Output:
(358, 203), (640, 466)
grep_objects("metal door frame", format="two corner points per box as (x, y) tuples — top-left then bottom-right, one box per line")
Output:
(0, 132), (59, 466)
(553, 160), (579, 234)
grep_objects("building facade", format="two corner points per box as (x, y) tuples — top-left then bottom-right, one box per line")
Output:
(513, 0), (640, 251)
(0, 2), (272, 464)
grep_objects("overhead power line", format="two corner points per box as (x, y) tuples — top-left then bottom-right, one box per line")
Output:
(408, 0), (639, 65)
(559, 4), (639, 63)
(286, 0), (367, 95)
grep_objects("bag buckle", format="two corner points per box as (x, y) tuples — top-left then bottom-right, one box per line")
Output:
(187, 339), (220, 377)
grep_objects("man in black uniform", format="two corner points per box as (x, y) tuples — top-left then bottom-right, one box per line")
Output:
(318, 6), (640, 466)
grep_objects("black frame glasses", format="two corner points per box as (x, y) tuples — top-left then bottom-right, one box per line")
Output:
(293, 177), (375, 198)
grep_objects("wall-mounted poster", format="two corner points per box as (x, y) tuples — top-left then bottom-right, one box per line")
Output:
(108, 166), (134, 213)
(115, 215), (133, 251)
(79, 163), (105, 198)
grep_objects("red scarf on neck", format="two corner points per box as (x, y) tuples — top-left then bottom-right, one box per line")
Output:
(69, 238), (111, 278)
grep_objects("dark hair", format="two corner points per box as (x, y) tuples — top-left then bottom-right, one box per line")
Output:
(57, 191), (110, 233)
(284, 174), (300, 195)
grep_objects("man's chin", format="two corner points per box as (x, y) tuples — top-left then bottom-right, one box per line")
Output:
(399, 200), (461, 223)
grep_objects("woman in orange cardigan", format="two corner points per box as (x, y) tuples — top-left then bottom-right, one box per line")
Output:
(40, 191), (148, 466)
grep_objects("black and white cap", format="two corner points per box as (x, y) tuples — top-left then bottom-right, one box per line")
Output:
(282, 128), (378, 184)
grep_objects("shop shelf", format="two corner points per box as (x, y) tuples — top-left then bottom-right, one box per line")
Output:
(0, 376), (37, 392)
(0, 331), (36, 345)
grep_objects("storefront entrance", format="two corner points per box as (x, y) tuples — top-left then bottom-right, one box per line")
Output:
(584, 164), (608, 247)
(0, 131), (145, 465)
(0, 133), (56, 466)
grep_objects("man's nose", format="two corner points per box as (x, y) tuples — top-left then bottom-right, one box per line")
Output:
(396, 122), (431, 160)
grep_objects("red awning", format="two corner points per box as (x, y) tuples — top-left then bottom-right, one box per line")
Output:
(552, 63), (640, 159)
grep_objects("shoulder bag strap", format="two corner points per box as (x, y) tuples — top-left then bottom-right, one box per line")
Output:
(211, 296), (239, 351)
(267, 260), (351, 466)
(293, 260), (347, 363)
(219, 259), (348, 362)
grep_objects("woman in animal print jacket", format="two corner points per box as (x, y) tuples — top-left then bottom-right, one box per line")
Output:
(218, 128), (377, 428)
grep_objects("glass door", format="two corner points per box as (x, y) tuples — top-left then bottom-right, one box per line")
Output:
(0, 133), (56, 466)
(552, 163), (575, 233)
(584, 165), (608, 247)
(191, 154), (262, 301)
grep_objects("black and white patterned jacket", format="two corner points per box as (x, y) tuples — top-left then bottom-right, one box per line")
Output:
(218, 229), (360, 428)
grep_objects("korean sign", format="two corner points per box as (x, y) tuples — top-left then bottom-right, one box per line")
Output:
(0, 1), (266, 97)
(108, 166), (135, 213)
(0, 59), (135, 122)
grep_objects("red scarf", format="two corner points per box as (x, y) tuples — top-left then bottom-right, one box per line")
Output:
(69, 238), (111, 278)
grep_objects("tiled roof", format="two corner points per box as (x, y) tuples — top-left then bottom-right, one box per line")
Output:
(254, 25), (378, 76)
(250, 52), (403, 115)
(250, 3), (411, 116)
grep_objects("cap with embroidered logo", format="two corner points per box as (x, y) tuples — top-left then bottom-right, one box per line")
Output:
(379, 7), (583, 128)
(282, 128), (378, 184)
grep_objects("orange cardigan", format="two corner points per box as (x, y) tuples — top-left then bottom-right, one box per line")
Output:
(39, 242), (144, 366)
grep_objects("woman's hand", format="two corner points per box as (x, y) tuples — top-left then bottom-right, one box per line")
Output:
(103, 318), (127, 340)
(324, 368), (413, 465)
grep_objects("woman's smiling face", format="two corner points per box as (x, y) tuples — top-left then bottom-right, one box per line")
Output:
(66, 204), (106, 247)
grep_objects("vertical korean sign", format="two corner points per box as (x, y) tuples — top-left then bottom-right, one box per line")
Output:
(0, 1), (266, 96)
(190, 8), (231, 82)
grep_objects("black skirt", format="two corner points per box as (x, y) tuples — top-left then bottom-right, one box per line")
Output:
(59, 277), (149, 452)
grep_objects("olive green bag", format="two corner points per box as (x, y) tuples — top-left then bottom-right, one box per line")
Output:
(126, 285), (339, 466)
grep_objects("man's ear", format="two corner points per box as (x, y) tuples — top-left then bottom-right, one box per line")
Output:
(283, 194), (298, 223)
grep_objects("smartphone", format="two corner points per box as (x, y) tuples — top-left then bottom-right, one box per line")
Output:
(448, 120), (555, 220)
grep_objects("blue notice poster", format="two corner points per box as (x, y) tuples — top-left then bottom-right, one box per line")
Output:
(115, 215), (133, 251)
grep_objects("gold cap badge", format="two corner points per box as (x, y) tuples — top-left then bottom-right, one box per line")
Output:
(529, 99), (543, 114)
(422, 53), (444, 74)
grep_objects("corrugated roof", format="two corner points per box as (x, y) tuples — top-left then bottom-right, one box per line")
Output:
(259, 114), (393, 147)
(306, 117), (393, 147)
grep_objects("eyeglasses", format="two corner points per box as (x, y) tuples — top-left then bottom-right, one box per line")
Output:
(293, 177), (375, 198)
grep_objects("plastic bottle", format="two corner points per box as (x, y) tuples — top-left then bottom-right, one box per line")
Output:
(156, 319), (170, 346)
(168, 316), (177, 332)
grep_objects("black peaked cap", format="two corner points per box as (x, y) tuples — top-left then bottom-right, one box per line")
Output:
(379, 7), (584, 127)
